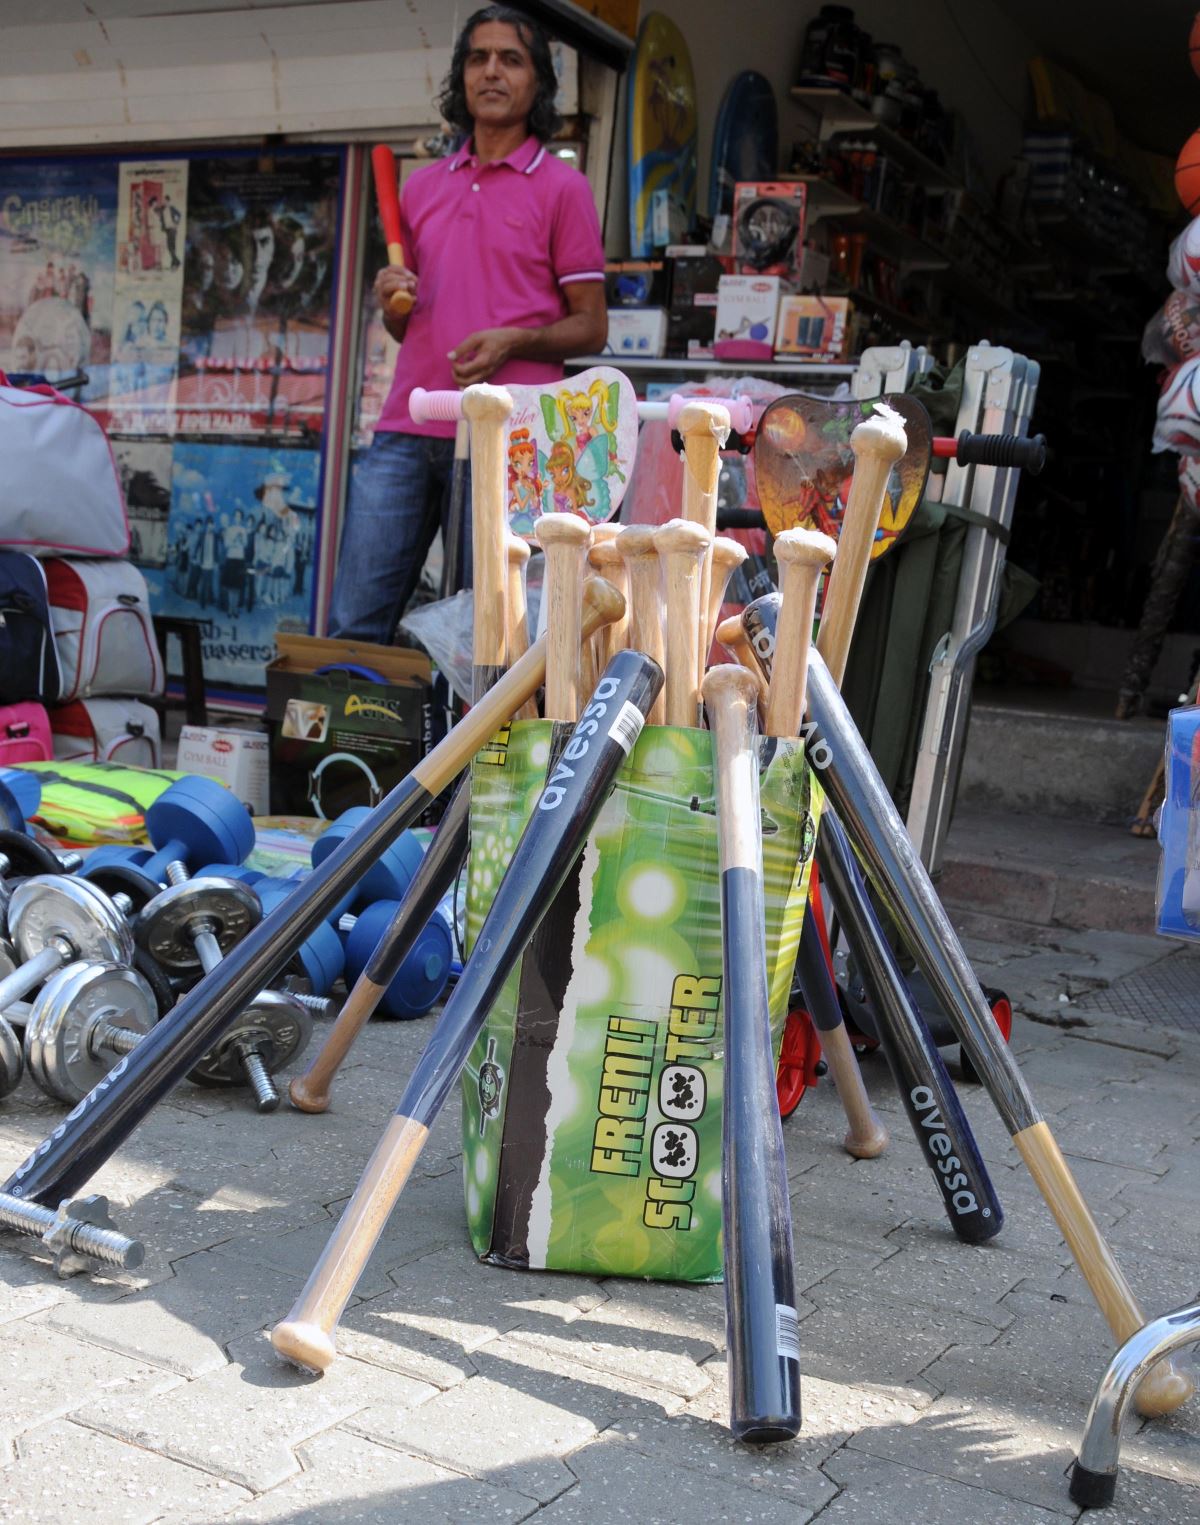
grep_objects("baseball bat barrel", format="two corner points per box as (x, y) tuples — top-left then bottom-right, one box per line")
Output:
(288, 779), (472, 1114)
(3, 578), (627, 1210)
(462, 385), (514, 702)
(617, 526), (666, 725)
(536, 513), (592, 721)
(703, 664), (801, 1443)
(587, 540), (629, 670)
(506, 536), (538, 721)
(678, 400), (731, 689)
(741, 589), (888, 1161)
(705, 536), (748, 658)
(271, 650), (664, 1374)
(800, 646), (1192, 1414)
(816, 811), (1002, 1241)
(370, 145), (414, 316)
(714, 615), (768, 705)
(655, 519), (710, 728)
(763, 529), (836, 739)
(815, 406), (907, 686)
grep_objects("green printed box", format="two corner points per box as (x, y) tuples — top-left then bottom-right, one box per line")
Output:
(461, 719), (819, 1283)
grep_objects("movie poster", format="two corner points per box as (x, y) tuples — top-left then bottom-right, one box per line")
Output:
(0, 159), (117, 402)
(108, 159), (189, 434)
(115, 439), (173, 570)
(144, 442), (319, 690)
(176, 152), (340, 439)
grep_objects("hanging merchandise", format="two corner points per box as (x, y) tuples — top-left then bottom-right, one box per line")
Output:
(0, 379), (129, 558)
(44, 557), (164, 702)
(0, 550), (61, 705)
(627, 13), (698, 256)
(1152, 354), (1200, 456)
(50, 697), (162, 768)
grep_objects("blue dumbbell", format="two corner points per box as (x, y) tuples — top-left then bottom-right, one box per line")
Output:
(338, 897), (453, 1019)
(257, 880), (346, 996)
(137, 777), (255, 884)
(310, 807), (426, 908)
(0, 769), (40, 831)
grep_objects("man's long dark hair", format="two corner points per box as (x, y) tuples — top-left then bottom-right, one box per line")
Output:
(437, 6), (562, 144)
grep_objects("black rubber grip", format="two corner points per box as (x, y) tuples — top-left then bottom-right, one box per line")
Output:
(954, 431), (1047, 475)
(1068, 1462), (1117, 1509)
(716, 507), (767, 531)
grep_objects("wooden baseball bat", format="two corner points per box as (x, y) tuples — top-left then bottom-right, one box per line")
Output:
(271, 650), (664, 1375)
(656, 519), (710, 728)
(703, 663), (801, 1442)
(4, 577), (628, 1210)
(370, 145), (414, 317)
(506, 535), (538, 721)
(815, 405), (907, 686)
(288, 780), (471, 1114)
(535, 513), (592, 722)
(586, 539), (629, 670)
(755, 532), (889, 1162)
(617, 525), (666, 725)
(678, 400), (731, 686)
(764, 528), (837, 739)
(715, 614), (768, 705)
(705, 536), (748, 656)
(462, 385), (514, 701)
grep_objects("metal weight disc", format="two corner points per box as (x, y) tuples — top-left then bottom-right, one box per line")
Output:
(8, 875), (134, 968)
(25, 960), (156, 1102)
(0, 937), (17, 982)
(134, 878), (261, 976)
(188, 989), (312, 1087)
(0, 1013), (22, 1097)
(0, 828), (70, 878)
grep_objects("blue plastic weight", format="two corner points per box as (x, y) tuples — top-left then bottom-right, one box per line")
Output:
(310, 807), (426, 906)
(257, 881), (346, 994)
(80, 844), (154, 875)
(196, 863), (265, 886)
(0, 769), (40, 829)
(140, 776), (255, 883)
(340, 897), (453, 1019)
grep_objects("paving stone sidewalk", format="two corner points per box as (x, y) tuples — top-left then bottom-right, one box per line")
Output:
(0, 906), (1197, 1523)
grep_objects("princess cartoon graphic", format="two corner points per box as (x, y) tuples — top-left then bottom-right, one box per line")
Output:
(545, 441), (594, 518)
(506, 428), (542, 534)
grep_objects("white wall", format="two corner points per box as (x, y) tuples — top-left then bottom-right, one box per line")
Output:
(607, 0), (1035, 248)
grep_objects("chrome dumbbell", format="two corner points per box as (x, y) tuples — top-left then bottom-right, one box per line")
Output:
(13, 961), (158, 1104)
(0, 1190), (144, 1277)
(0, 877), (132, 1015)
(134, 878), (314, 1112)
(0, 832), (84, 935)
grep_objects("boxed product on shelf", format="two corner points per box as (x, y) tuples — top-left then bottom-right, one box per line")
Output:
(775, 294), (852, 360)
(732, 181), (806, 279)
(604, 260), (667, 307)
(176, 723), (270, 815)
(713, 275), (782, 361)
(604, 307), (669, 358)
(666, 244), (724, 310)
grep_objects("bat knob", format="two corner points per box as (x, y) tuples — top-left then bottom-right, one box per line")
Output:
(271, 1318), (337, 1374)
(850, 407), (908, 465)
(388, 290), (414, 317)
(843, 1118), (889, 1159)
(461, 383), (514, 424)
(288, 1076), (331, 1115)
(1132, 1357), (1195, 1417)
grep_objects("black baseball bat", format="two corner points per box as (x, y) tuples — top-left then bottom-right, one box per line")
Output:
(703, 664), (801, 1443)
(3, 582), (626, 1208)
(272, 649), (663, 1373)
(740, 594), (1002, 1243)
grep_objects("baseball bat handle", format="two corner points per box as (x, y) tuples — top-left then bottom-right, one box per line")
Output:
(716, 508), (767, 530)
(370, 145), (414, 317)
(933, 431), (1047, 474)
(272, 651), (664, 1374)
(288, 780), (471, 1114)
(409, 387), (464, 423)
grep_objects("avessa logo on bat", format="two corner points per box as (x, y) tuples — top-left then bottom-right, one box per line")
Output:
(539, 676), (644, 811)
(911, 1085), (984, 1217)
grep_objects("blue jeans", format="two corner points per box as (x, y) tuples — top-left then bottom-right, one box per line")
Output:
(328, 431), (472, 643)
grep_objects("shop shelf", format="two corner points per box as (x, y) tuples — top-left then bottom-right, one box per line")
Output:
(790, 86), (960, 191)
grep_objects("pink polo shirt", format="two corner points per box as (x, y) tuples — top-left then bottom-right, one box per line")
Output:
(379, 135), (605, 437)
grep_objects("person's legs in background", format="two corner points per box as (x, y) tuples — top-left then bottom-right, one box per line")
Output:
(329, 433), (454, 643)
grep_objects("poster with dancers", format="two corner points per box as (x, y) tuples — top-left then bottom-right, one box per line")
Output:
(144, 441), (319, 690)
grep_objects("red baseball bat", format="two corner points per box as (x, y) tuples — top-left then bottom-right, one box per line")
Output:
(370, 144), (414, 317)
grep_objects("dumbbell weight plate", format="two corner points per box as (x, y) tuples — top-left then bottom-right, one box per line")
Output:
(1, 1012), (22, 1097)
(132, 947), (177, 1018)
(134, 879), (261, 977)
(0, 937), (16, 982)
(188, 989), (312, 1087)
(81, 862), (164, 913)
(24, 960), (157, 1102)
(0, 828), (71, 878)
(9, 875), (134, 969)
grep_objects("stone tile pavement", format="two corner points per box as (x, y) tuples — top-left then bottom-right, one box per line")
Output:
(0, 906), (1198, 1523)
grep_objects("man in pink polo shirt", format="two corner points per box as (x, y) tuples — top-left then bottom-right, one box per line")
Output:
(329, 4), (607, 642)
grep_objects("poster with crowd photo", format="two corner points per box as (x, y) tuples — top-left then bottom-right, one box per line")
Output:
(108, 159), (189, 434)
(0, 158), (117, 402)
(177, 152), (340, 440)
(114, 439), (173, 570)
(144, 442), (319, 690)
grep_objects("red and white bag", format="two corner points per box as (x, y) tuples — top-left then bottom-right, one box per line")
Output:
(0, 701), (53, 767)
(44, 558), (163, 702)
(51, 697), (162, 768)
(0, 379), (129, 558)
